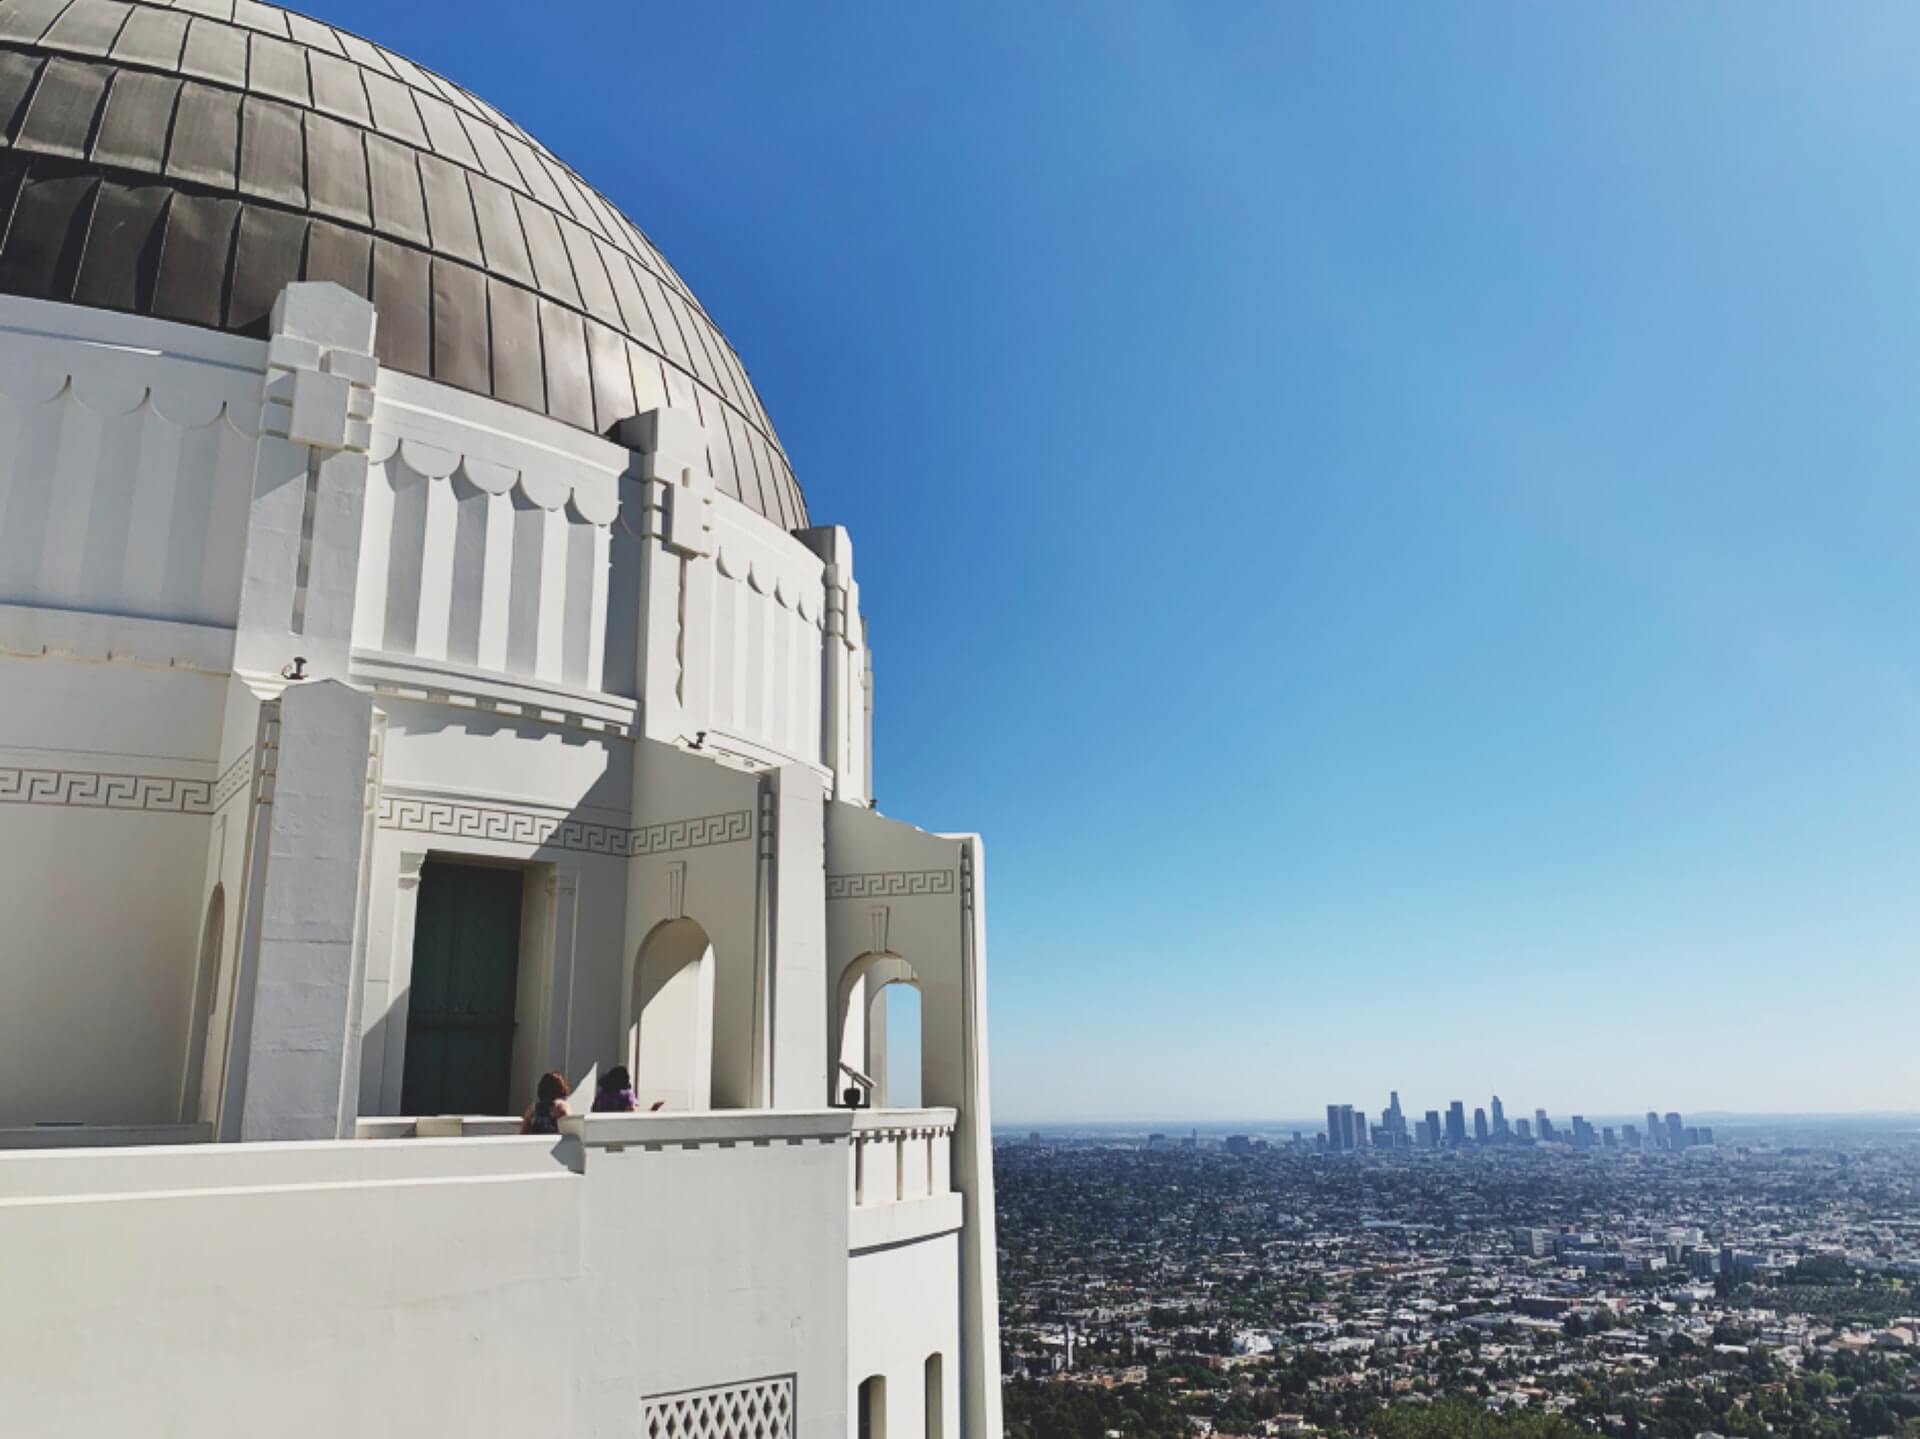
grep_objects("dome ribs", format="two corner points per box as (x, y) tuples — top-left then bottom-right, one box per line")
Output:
(0, 0), (802, 523)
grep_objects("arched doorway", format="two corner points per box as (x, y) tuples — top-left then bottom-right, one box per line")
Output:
(834, 952), (922, 1110)
(880, 983), (922, 1108)
(628, 918), (715, 1111)
(180, 885), (224, 1124)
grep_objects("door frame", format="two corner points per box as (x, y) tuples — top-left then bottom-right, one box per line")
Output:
(377, 849), (561, 1118)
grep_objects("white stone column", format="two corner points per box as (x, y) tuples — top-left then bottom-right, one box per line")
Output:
(953, 835), (1003, 1439)
(206, 285), (382, 1141)
(373, 848), (428, 1115)
(545, 867), (582, 1079)
(797, 525), (869, 805)
(231, 282), (378, 683)
(233, 678), (378, 1141)
(765, 764), (828, 1108)
(614, 409), (713, 746)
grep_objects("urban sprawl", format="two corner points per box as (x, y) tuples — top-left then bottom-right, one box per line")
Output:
(997, 1107), (1920, 1439)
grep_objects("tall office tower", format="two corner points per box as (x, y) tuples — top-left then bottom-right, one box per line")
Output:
(1387, 1090), (1407, 1146)
(1445, 1101), (1467, 1147)
(1570, 1116), (1594, 1149)
(1622, 1123), (1641, 1150)
(1515, 1118), (1533, 1142)
(1351, 1107), (1371, 1149)
(1646, 1111), (1662, 1150)
(1473, 1107), (1490, 1143)
(1665, 1112), (1686, 1150)
(1490, 1095), (1509, 1139)
(1602, 1127), (1617, 1148)
(1414, 1119), (1432, 1147)
(1424, 1110), (1443, 1148)
(1327, 1104), (1348, 1153)
(1697, 1126), (1714, 1146)
(1535, 1108), (1554, 1142)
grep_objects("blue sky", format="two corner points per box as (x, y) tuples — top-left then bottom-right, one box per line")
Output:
(311, 2), (1920, 1121)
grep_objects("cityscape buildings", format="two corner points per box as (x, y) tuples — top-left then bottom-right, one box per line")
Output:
(1318, 1093), (1719, 1153)
(999, 1116), (1920, 1439)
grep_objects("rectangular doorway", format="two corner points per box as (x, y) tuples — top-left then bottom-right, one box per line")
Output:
(400, 861), (525, 1116)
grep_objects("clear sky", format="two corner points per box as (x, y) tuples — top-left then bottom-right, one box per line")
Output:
(308, 2), (1920, 1121)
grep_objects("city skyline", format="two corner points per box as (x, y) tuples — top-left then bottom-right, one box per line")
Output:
(1323, 1094), (1712, 1153)
(997, 1104), (1920, 1129)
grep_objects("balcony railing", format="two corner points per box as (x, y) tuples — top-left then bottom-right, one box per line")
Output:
(849, 1107), (957, 1207)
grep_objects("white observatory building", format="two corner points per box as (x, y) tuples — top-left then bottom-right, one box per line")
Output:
(0, 3), (1002, 1436)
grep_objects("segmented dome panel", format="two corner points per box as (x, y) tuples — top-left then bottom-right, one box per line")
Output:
(0, 0), (804, 527)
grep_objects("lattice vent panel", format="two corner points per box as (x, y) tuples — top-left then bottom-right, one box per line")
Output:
(643, 1375), (795, 1439)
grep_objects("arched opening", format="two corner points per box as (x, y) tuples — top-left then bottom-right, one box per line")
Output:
(924, 1353), (944, 1439)
(628, 918), (715, 1111)
(857, 1375), (887, 1439)
(180, 884), (225, 1125)
(882, 983), (922, 1109)
(834, 952), (922, 1110)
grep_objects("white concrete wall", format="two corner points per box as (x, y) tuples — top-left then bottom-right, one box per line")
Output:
(0, 609), (235, 1127)
(0, 296), (264, 629)
(356, 697), (633, 1117)
(0, 1114), (854, 1439)
(826, 807), (1002, 1439)
(578, 1111), (852, 1439)
(0, 1136), (583, 1437)
(623, 740), (767, 1110)
(849, 1234), (963, 1439)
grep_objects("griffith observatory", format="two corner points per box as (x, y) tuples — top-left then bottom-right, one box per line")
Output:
(0, 2), (1002, 1437)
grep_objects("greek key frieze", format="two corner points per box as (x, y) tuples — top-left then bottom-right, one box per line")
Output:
(0, 765), (215, 814)
(825, 869), (957, 900)
(377, 794), (753, 858)
(630, 808), (756, 854)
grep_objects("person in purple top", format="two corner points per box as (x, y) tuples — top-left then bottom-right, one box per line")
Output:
(592, 1066), (637, 1113)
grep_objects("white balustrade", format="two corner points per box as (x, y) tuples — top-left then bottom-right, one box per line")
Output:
(849, 1108), (957, 1209)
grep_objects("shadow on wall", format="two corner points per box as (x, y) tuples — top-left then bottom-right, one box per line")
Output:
(627, 917), (717, 1112)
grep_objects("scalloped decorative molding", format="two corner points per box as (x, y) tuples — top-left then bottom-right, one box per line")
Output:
(0, 368), (260, 434)
(712, 536), (823, 626)
(367, 432), (622, 526)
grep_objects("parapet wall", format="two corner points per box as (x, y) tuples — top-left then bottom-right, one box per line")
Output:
(0, 1114), (861, 1439)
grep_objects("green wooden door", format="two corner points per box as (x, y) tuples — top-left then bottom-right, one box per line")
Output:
(401, 862), (524, 1116)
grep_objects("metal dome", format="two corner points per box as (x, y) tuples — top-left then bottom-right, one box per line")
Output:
(0, 0), (805, 527)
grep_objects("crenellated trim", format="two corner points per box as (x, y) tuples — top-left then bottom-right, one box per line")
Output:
(348, 650), (637, 736)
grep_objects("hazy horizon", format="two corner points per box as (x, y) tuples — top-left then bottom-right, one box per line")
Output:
(993, 1109), (1920, 1131)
